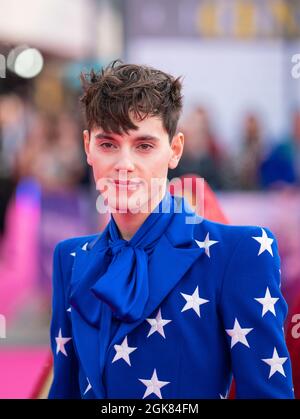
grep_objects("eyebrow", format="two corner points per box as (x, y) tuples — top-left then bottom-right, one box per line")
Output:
(94, 133), (160, 142)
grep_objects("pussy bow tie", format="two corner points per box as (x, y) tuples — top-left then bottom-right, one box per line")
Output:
(91, 190), (175, 323)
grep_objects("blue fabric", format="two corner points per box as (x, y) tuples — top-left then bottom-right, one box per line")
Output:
(260, 140), (297, 187)
(90, 190), (176, 396)
(48, 193), (295, 399)
(91, 190), (175, 323)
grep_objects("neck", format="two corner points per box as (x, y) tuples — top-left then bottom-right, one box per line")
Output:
(111, 186), (167, 241)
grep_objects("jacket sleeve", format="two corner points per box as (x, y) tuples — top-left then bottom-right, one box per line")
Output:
(48, 242), (81, 399)
(219, 226), (294, 399)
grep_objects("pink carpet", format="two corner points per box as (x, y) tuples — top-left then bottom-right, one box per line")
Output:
(0, 347), (51, 399)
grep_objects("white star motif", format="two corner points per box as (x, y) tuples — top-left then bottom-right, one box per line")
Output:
(55, 328), (72, 356)
(83, 377), (92, 395)
(262, 347), (288, 378)
(255, 287), (279, 317)
(181, 286), (209, 317)
(252, 228), (274, 256)
(112, 336), (137, 366)
(139, 369), (170, 399)
(195, 233), (219, 257)
(225, 318), (253, 349)
(70, 242), (88, 257)
(220, 390), (228, 399)
(67, 307), (72, 313)
(146, 308), (172, 339)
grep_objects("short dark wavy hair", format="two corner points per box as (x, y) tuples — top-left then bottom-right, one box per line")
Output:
(79, 60), (183, 140)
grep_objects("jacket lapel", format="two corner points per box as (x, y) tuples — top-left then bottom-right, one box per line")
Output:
(69, 228), (109, 399)
(69, 232), (109, 326)
(70, 304), (105, 398)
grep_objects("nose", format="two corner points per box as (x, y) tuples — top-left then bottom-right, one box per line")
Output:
(114, 150), (135, 172)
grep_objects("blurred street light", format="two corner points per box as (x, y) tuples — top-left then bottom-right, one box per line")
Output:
(7, 45), (44, 79)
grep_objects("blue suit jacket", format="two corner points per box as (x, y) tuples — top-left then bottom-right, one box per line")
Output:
(48, 211), (294, 399)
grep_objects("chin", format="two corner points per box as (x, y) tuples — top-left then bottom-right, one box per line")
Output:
(109, 191), (151, 214)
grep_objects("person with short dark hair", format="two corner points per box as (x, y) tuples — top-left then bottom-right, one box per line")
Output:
(48, 61), (294, 399)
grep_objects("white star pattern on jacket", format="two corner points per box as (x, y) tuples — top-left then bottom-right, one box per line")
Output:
(181, 286), (209, 317)
(219, 390), (228, 399)
(195, 232), (219, 257)
(49, 227), (293, 399)
(139, 369), (170, 399)
(83, 377), (92, 395)
(225, 318), (253, 348)
(262, 347), (288, 378)
(81, 242), (88, 251)
(146, 308), (172, 338)
(70, 242), (88, 258)
(252, 228), (274, 256)
(255, 287), (279, 317)
(112, 336), (137, 366)
(55, 328), (72, 356)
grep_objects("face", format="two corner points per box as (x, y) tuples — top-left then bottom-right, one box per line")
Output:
(83, 115), (184, 214)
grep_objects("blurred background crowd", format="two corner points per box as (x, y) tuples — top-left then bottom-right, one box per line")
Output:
(0, 0), (300, 398)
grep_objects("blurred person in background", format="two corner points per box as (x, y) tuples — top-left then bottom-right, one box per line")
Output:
(260, 110), (300, 189)
(0, 94), (28, 237)
(16, 112), (86, 191)
(171, 106), (225, 190)
(237, 113), (263, 190)
(13, 111), (91, 305)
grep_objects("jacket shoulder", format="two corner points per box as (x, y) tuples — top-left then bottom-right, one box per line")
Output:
(194, 217), (276, 247)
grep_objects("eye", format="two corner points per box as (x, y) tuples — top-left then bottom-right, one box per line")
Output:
(99, 142), (116, 149)
(137, 144), (153, 151)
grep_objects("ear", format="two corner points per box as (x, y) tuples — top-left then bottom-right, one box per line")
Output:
(168, 132), (184, 169)
(83, 129), (92, 166)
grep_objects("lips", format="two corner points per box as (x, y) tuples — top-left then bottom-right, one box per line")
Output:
(114, 180), (140, 185)
(109, 179), (142, 191)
